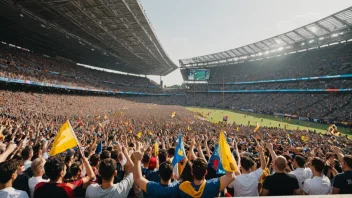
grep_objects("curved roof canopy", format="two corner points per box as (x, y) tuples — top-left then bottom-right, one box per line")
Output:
(0, 0), (177, 75)
(180, 6), (352, 68)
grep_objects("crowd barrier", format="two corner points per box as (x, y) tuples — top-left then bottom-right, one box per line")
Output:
(0, 76), (185, 96)
(208, 73), (352, 85)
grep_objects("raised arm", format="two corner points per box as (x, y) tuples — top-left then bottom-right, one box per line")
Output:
(80, 147), (96, 185)
(0, 143), (17, 163)
(266, 143), (277, 162)
(219, 171), (235, 192)
(132, 149), (149, 192)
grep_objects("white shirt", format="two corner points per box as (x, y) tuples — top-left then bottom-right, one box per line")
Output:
(290, 167), (312, 189)
(86, 173), (133, 198)
(0, 187), (29, 198)
(28, 176), (49, 198)
(23, 160), (32, 170)
(228, 168), (263, 197)
(302, 176), (331, 195)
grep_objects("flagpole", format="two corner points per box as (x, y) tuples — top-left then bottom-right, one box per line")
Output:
(67, 120), (81, 148)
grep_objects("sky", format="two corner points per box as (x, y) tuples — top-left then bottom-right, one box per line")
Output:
(141, 0), (352, 86)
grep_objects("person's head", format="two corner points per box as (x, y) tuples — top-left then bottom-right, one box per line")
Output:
(240, 156), (255, 173)
(341, 155), (352, 172)
(111, 151), (119, 161)
(100, 150), (111, 160)
(158, 161), (173, 182)
(148, 157), (157, 170)
(191, 158), (207, 180)
(274, 156), (287, 172)
(167, 147), (175, 158)
(21, 146), (33, 161)
(0, 159), (19, 185)
(311, 157), (325, 173)
(142, 153), (150, 165)
(89, 154), (100, 167)
(44, 157), (66, 181)
(158, 149), (168, 164)
(70, 162), (82, 177)
(99, 158), (117, 181)
(31, 158), (46, 176)
(293, 154), (306, 168)
(65, 155), (74, 165)
(326, 152), (335, 164)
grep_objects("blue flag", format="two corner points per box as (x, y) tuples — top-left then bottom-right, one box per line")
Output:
(95, 140), (102, 154)
(172, 133), (185, 167)
(208, 144), (226, 175)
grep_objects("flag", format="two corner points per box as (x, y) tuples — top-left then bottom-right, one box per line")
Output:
(171, 112), (176, 118)
(208, 144), (225, 174)
(154, 142), (159, 157)
(137, 131), (143, 138)
(301, 136), (309, 142)
(104, 115), (108, 120)
(254, 123), (260, 132)
(95, 140), (102, 154)
(187, 125), (191, 131)
(218, 131), (238, 172)
(49, 121), (78, 156)
(287, 136), (293, 146)
(236, 127), (239, 132)
(223, 116), (228, 121)
(172, 132), (185, 167)
(148, 131), (153, 136)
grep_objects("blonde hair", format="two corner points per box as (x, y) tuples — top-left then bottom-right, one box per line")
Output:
(31, 158), (45, 174)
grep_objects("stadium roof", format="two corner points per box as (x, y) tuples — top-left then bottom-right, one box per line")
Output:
(180, 6), (352, 68)
(0, 0), (178, 75)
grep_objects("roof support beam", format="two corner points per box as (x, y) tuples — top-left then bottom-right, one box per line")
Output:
(332, 16), (349, 26)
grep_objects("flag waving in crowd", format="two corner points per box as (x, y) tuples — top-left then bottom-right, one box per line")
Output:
(218, 131), (238, 172)
(49, 120), (78, 156)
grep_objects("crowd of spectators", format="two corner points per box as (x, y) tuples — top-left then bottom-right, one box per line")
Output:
(0, 89), (352, 198)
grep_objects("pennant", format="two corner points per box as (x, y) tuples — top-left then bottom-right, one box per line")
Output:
(218, 131), (238, 172)
(254, 123), (260, 132)
(49, 121), (78, 156)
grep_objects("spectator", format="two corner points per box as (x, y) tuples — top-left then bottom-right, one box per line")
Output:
(22, 146), (33, 170)
(28, 158), (48, 198)
(0, 159), (29, 198)
(302, 157), (330, 195)
(332, 155), (352, 194)
(290, 154), (312, 189)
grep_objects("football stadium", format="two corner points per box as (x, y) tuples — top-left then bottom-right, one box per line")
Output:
(0, 0), (351, 197)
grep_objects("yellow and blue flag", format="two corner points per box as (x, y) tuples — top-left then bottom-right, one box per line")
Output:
(218, 131), (238, 172)
(172, 132), (185, 167)
(95, 140), (102, 154)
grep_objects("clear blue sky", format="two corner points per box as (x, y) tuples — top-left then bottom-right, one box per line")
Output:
(141, 0), (352, 86)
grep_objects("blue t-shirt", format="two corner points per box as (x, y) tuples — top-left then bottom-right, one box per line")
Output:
(179, 178), (220, 198)
(144, 181), (180, 198)
(142, 168), (160, 182)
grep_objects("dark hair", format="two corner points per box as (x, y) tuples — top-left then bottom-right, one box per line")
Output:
(326, 152), (335, 159)
(142, 154), (150, 164)
(343, 155), (352, 168)
(159, 161), (173, 181)
(240, 156), (255, 171)
(70, 163), (81, 176)
(44, 157), (65, 180)
(0, 159), (18, 183)
(158, 149), (168, 164)
(99, 158), (117, 180)
(294, 155), (306, 168)
(111, 151), (119, 160)
(192, 158), (207, 180)
(89, 154), (100, 166)
(311, 157), (325, 172)
(21, 146), (33, 160)
(167, 148), (175, 157)
(100, 150), (111, 160)
(65, 155), (73, 164)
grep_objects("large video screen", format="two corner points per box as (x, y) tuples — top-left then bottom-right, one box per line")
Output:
(188, 69), (210, 81)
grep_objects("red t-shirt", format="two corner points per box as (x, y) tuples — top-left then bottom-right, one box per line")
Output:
(34, 179), (83, 198)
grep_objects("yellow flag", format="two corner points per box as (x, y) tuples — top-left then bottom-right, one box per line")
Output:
(301, 136), (309, 141)
(171, 112), (176, 118)
(254, 123), (260, 132)
(148, 131), (153, 136)
(137, 131), (143, 138)
(49, 121), (78, 156)
(236, 127), (239, 132)
(104, 115), (108, 120)
(219, 131), (238, 172)
(154, 142), (159, 157)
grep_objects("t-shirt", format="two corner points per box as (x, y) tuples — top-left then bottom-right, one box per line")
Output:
(0, 187), (29, 198)
(144, 169), (160, 182)
(333, 171), (352, 194)
(28, 176), (49, 198)
(179, 178), (220, 198)
(263, 172), (299, 196)
(144, 181), (179, 198)
(34, 179), (83, 198)
(302, 176), (330, 195)
(85, 173), (133, 198)
(228, 168), (263, 197)
(290, 167), (312, 189)
(24, 160), (32, 171)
